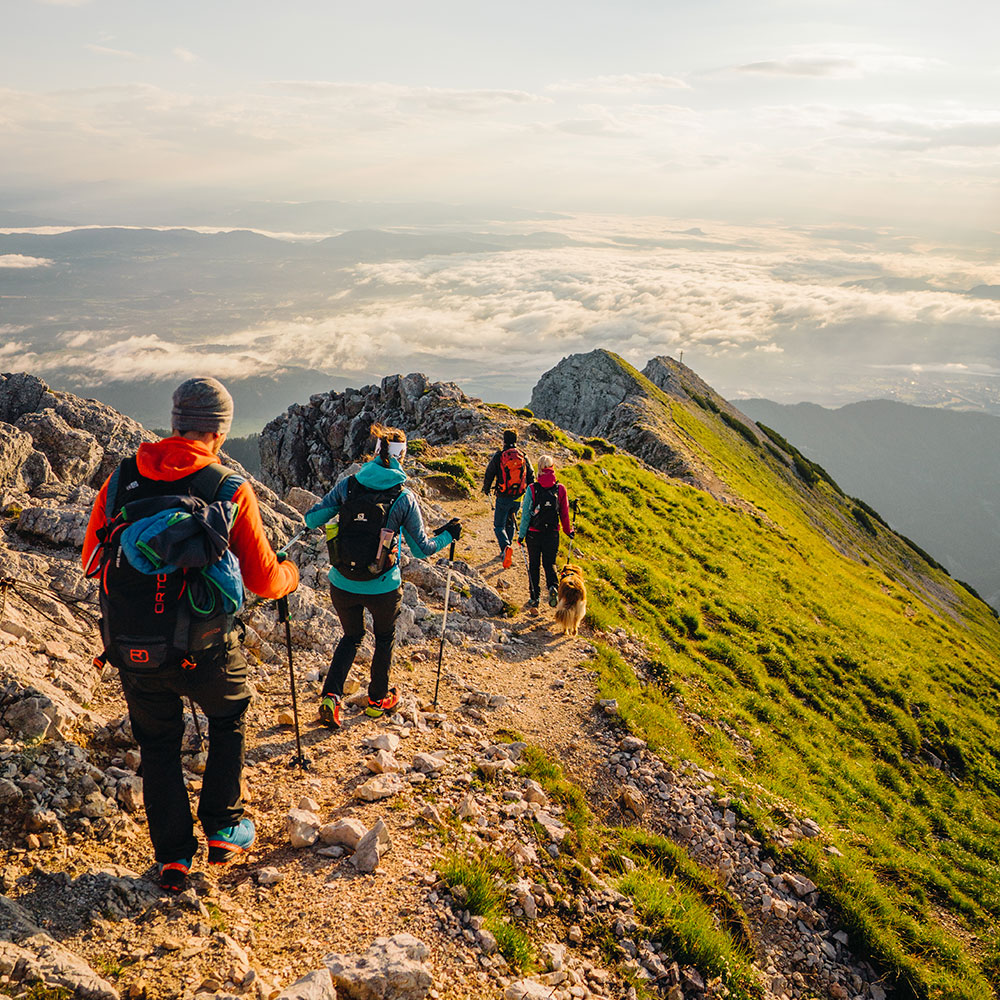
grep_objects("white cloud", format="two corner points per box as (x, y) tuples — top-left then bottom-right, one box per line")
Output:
(548, 73), (690, 94)
(173, 48), (197, 64)
(14, 218), (1000, 404)
(0, 341), (31, 359)
(735, 46), (941, 79)
(85, 43), (140, 60)
(0, 254), (53, 268)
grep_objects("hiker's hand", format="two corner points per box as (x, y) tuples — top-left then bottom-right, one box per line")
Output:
(435, 517), (462, 541)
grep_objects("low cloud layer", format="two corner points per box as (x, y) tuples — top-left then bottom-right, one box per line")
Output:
(0, 254), (52, 268)
(16, 217), (1000, 407)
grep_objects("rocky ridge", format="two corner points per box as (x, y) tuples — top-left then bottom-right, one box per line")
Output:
(1, 368), (893, 1000)
(259, 374), (488, 497)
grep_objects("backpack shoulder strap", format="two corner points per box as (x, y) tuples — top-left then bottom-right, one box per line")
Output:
(187, 462), (239, 503)
(105, 456), (138, 520)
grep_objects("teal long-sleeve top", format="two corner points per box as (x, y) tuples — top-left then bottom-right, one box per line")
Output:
(304, 458), (454, 594)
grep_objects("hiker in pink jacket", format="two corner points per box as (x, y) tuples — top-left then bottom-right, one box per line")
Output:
(517, 454), (573, 609)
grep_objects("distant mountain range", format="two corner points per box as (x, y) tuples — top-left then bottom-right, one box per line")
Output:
(738, 397), (1000, 607)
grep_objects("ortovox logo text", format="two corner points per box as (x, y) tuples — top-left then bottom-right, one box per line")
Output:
(130, 649), (150, 663)
(154, 573), (167, 614)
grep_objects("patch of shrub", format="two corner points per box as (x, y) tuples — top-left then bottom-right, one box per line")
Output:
(407, 438), (428, 457)
(757, 423), (792, 453)
(583, 436), (617, 455)
(852, 497), (890, 529)
(793, 454), (820, 487)
(720, 412), (759, 447)
(852, 506), (878, 536)
(529, 419), (556, 442)
(515, 407), (534, 417)
(897, 532), (946, 573)
(690, 392), (721, 413)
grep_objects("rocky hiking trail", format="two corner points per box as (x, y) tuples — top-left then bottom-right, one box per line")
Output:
(0, 371), (892, 1000)
(5, 493), (887, 1000)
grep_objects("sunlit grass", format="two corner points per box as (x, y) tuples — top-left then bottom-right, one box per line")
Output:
(555, 431), (1000, 999)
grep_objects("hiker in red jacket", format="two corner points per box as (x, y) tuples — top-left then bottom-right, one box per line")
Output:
(482, 429), (534, 568)
(82, 377), (298, 893)
(517, 454), (573, 609)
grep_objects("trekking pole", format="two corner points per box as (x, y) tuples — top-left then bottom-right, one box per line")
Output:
(432, 541), (457, 709)
(280, 527), (311, 552)
(276, 588), (309, 770)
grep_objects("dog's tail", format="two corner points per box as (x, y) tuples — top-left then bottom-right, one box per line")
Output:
(554, 601), (572, 627)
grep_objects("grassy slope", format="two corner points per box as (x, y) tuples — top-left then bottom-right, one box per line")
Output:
(553, 360), (1000, 998)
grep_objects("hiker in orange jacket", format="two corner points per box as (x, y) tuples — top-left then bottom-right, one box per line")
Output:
(82, 377), (298, 894)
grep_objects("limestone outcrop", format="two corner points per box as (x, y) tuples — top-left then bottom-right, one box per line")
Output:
(259, 374), (487, 496)
(529, 349), (698, 481)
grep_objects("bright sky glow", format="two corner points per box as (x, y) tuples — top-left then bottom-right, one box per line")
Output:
(3, 0), (999, 228)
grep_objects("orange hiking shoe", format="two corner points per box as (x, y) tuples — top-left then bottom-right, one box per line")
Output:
(365, 688), (399, 718)
(319, 694), (342, 729)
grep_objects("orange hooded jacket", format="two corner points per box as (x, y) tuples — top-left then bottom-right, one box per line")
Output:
(82, 437), (298, 599)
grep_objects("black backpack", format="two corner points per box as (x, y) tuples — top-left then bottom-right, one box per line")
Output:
(87, 457), (242, 672)
(529, 482), (560, 532)
(335, 477), (403, 581)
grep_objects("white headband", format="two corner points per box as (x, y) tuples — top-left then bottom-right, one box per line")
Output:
(387, 440), (407, 459)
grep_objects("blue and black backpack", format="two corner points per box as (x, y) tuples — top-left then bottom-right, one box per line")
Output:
(86, 457), (245, 672)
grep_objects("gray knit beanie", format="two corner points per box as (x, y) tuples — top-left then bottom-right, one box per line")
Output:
(171, 377), (234, 434)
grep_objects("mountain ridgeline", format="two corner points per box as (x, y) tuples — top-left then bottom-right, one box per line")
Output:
(737, 397), (1000, 610)
(2, 352), (1000, 999)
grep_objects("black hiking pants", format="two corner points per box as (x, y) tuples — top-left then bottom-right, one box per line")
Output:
(118, 638), (250, 864)
(525, 529), (559, 600)
(324, 584), (402, 702)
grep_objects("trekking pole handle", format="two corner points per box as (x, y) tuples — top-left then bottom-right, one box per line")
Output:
(283, 527), (310, 551)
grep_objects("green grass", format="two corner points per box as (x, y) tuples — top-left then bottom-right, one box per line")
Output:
(421, 452), (478, 496)
(517, 744), (594, 856)
(441, 744), (760, 986)
(618, 868), (762, 1000)
(436, 849), (537, 971)
(551, 438), (1000, 1000)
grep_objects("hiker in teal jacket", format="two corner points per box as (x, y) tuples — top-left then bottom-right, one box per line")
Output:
(304, 423), (460, 727)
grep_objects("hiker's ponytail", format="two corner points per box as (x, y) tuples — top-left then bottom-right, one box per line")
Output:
(367, 423), (406, 467)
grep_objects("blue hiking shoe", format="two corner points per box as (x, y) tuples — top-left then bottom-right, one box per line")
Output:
(207, 818), (256, 865)
(159, 858), (191, 893)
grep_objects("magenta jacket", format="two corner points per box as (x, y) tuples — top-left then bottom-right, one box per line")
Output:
(518, 468), (573, 538)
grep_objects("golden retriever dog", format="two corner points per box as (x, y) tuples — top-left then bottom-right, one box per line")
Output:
(554, 563), (587, 636)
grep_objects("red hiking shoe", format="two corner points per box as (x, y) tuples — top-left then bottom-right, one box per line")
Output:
(365, 688), (399, 718)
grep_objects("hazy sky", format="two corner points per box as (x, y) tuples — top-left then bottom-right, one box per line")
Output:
(4, 0), (999, 228)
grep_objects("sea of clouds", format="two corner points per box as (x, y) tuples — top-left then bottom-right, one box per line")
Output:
(5, 215), (1000, 406)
